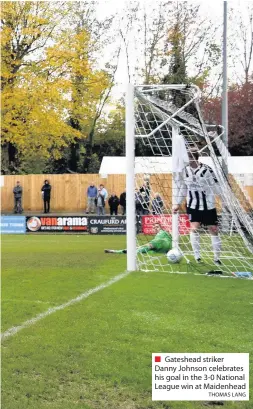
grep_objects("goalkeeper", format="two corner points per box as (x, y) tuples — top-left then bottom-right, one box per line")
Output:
(104, 223), (172, 254)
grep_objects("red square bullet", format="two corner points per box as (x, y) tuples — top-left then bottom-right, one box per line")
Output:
(155, 356), (161, 362)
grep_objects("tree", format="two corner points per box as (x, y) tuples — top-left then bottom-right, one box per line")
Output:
(239, 7), (253, 84)
(85, 153), (100, 173)
(162, 2), (221, 90)
(229, 3), (253, 84)
(202, 82), (253, 155)
(1, 1), (117, 174)
(119, 1), (221, 91)
(228, 82), (253, 155)
(119, 2), (139, 83)
(90, 104), (125, 164)
(84, 49), (120, 163)
(1, 1), (68, 90)
(163, 19), (187, 85)
(63, 1), (121, 172)
(1, 1), (81, 172)
(141, 1), (173, 84)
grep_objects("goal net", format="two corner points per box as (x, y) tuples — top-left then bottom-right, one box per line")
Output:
(127, 84), (253, 277)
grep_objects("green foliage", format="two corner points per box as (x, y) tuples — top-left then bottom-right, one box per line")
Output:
(92, 105), (125, 161)
(1, 1), (112, 174)
(1, 1), (251, 175)
(18, 154), (47, 175)
(163, 21), (187, 85)
(96, 105), (125, 143)
(85, 153), (101, 173)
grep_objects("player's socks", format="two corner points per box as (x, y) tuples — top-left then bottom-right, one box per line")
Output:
(190, 231), (200, 260)
(211, 235), (221, 261)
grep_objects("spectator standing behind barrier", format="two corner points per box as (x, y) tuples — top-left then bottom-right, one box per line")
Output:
(13, 181), (23, 214)
(139, 180), (151, 214)
(86, 182), (97, 214)
(108, 192), (120, 215)
(95, 189), (105, 215)
(99, 184), (108, 201)
(119, 189), (126, 215)
(140, 191), (150, 215)
(99, 183), (108, 213)
(140, 180), (150, 201)
(135, 189), (144, 216)
(41, 179), (52, 214)
(152, 193), (164, 215)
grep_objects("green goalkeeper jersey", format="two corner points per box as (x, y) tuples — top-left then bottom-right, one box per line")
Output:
(149, 229), (172, 253)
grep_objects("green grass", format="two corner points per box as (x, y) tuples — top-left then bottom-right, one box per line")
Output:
(2, 235), (253, 409)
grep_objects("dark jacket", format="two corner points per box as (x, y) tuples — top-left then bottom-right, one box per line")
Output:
(108, 195), (120, 209)
(135, 191), (143, 211)
(119, 192), (126, 207)
(42, 184), (51, 199)
(152, 196), (164, 214)
(95, 193), (105, 207)
(140, 182), (150, 204)
(13, 186), (22, 199)
(139, 191), (149, 211)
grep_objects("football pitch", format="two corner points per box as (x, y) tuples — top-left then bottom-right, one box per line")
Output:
(2, 235), (253, 409)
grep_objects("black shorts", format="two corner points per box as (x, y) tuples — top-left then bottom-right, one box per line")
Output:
(187, 207), (218, 226)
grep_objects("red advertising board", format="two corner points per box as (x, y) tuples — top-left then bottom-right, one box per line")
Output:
(142, 214), (190, 235)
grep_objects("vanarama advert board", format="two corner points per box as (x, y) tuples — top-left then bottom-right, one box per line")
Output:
(26, 215), (126, 233)
(26, 216), (88, 232)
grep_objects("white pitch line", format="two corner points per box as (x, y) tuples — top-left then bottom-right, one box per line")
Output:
(1, 270), (130, 341)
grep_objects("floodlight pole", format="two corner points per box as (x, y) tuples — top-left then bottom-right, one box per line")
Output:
(222, 0), (228, 174)
(221, 0), (231, 233)
(126, 84), (137, 271)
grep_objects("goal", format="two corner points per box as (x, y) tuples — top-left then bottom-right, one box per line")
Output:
(125, 84), (253, 277)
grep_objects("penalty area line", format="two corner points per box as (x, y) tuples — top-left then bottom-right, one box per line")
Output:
(1, 270), (131, 341)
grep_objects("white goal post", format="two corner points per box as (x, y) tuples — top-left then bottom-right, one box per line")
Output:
(125, 83), (253, 276)
(126, 84), (136, 271)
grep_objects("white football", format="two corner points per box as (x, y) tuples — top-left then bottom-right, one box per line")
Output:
(167, 248), (183, 264)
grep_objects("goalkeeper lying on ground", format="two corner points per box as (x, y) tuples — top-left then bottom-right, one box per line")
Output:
(104, 223), (172, 254)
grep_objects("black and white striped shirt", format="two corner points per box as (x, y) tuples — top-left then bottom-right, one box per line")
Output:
(176, 163), (220, 211)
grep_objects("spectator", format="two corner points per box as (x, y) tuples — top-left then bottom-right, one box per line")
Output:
(119, 189), (126, 215)
(108, 192), (120, 215)
(140, 180), (151, 198)
(135, 189), (144, 216)
(95, 188), (105, 215)
(152, 193), (164, 215)
(86, 182), (97, 214)
(99, 184), (108, 201)
(41, 179), (52, 214)
(140, 191), (150, 215)
(139, 180), (151, 213)
(13, 181), (23, 214)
